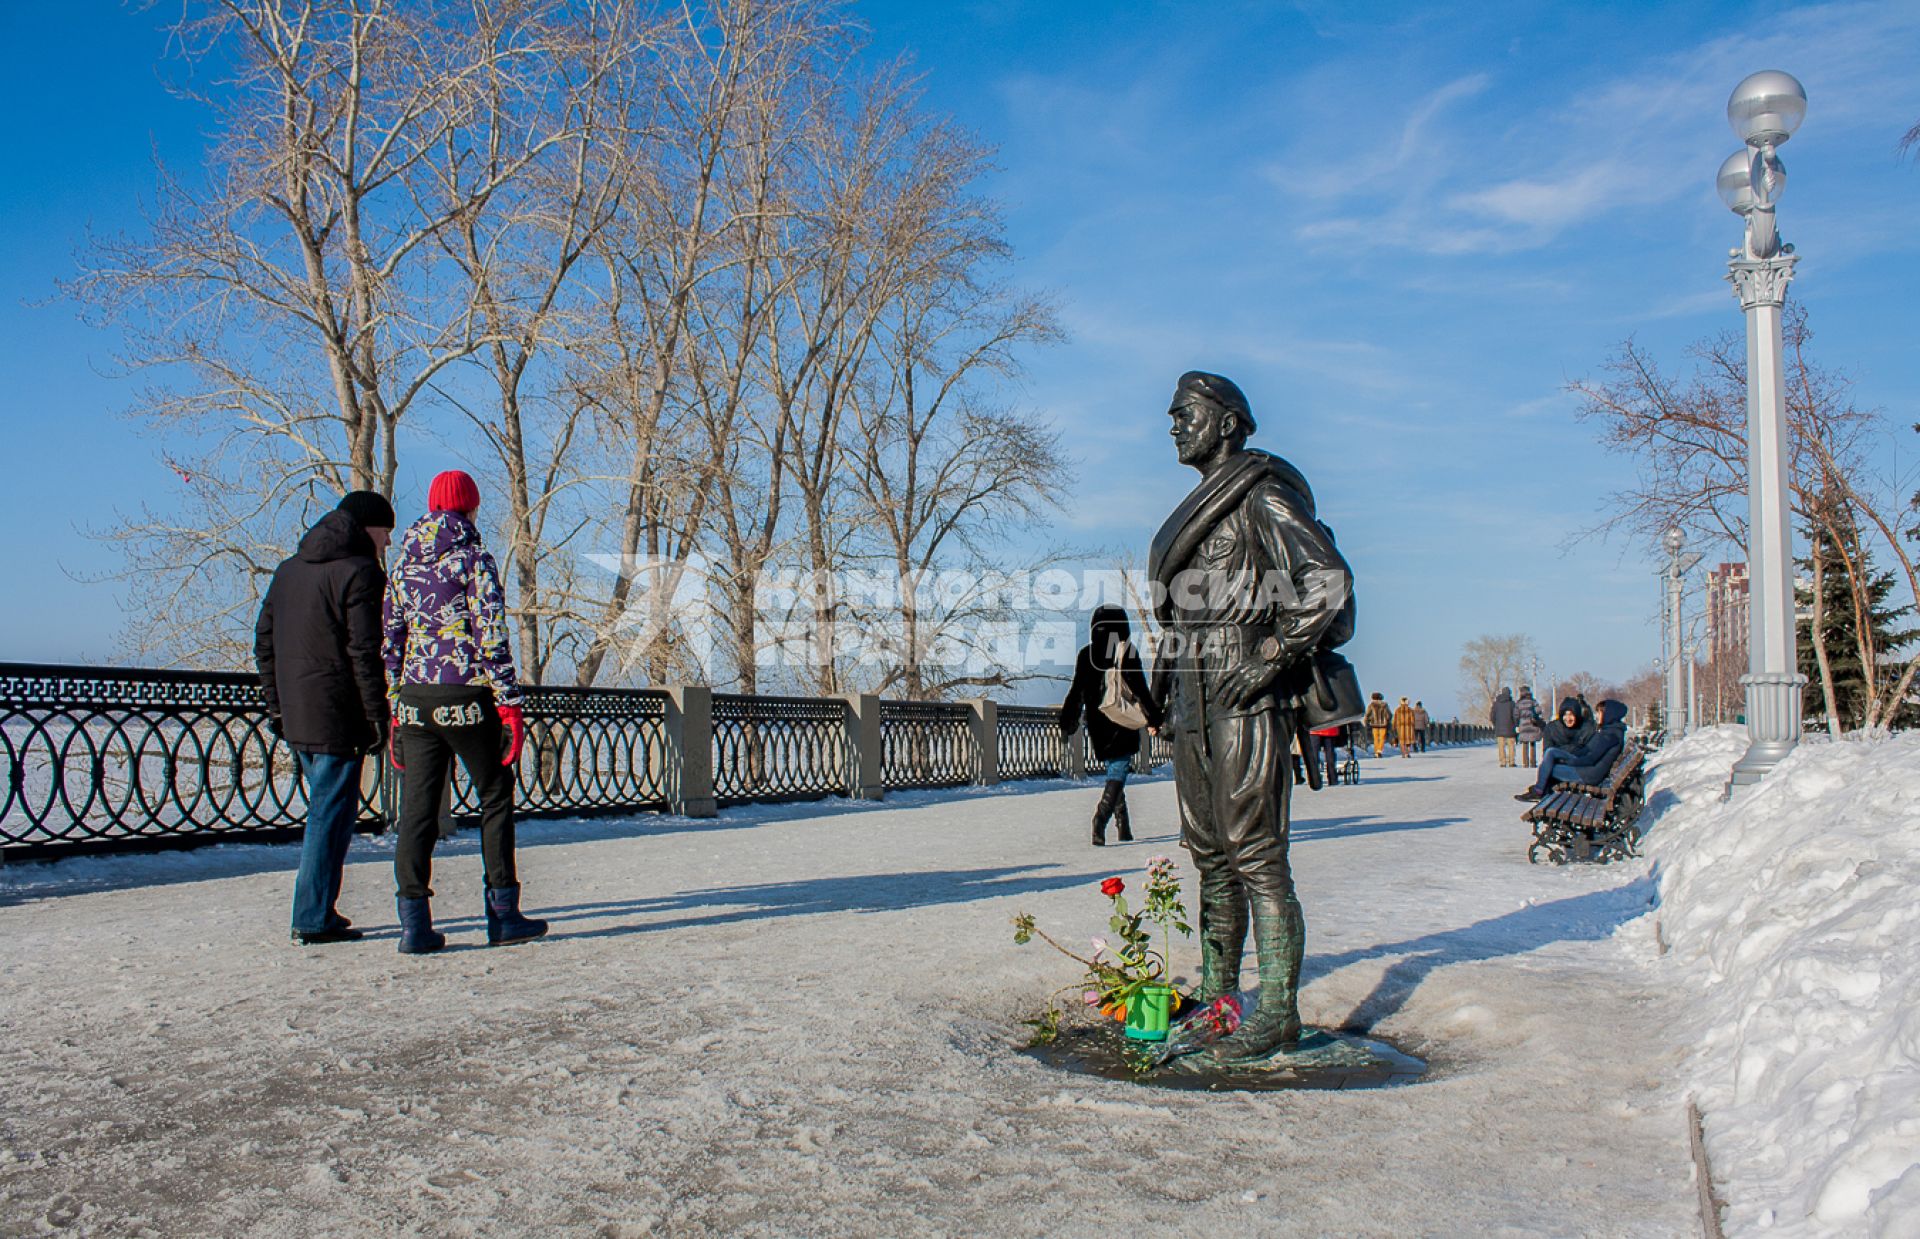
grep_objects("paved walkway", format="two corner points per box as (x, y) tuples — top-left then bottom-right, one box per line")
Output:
(0, 745), (1695, 1237)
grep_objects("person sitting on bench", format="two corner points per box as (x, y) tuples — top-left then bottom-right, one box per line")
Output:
(1515, 699), (1628, 802)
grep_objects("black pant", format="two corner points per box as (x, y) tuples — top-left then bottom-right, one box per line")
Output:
(1307, 732), (1342, 785)
(394, 685), (516, 900)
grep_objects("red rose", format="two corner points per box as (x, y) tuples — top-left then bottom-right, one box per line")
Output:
(1100, 877), (1125, 898)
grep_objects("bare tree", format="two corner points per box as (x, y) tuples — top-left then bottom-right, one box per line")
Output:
(1571, 306), (1920, 732)
(423, 0), (661, 683)
(568, 0), (849, 688)
(1458, 633), (1537, 721)
(76, 0), (579, 663)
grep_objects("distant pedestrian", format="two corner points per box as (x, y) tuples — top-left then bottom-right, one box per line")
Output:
(1514, 686), (1544, 766)
(383, 470), (547, 954)
(1059, 604), (1163, 847)
(1392, 696), (1416, 758)
(254, 491), (396, 946)
(1363, 692), (1392, 758)
(1307, 724), (1344, 787)
(1413, 701), (1430, 752)
(1491, 687), (1518, 767)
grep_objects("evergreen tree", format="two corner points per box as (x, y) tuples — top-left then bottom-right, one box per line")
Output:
(1797, 512), (1919, 729)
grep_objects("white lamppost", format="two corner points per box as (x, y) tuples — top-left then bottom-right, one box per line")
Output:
(1718, 69), (1809, 785)
(1661, 527), (1699, 738)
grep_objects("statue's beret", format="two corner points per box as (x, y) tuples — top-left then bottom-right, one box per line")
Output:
(1172, 370), (1256, 436)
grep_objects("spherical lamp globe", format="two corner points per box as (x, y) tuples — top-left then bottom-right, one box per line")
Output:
(1727, 70), (1807, 146)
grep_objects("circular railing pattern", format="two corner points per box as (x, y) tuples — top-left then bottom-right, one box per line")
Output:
(1, 664), (672, 850)
(0, 664), (345, 847)
(710, 693), (850, 805)
(880, 700), (978, 789)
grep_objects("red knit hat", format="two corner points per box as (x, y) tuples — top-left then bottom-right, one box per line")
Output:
(428, 470), (481, 514)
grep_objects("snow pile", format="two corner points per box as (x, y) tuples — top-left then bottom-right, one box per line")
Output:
(1642, 725), (1920, 1237)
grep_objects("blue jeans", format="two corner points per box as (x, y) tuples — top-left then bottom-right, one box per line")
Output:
(1530, 746), (1579, 794)
(1102, 757), (1134, 783)
(292, 752), (364, 933)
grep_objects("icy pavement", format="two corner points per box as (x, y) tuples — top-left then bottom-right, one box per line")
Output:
(0, 745), (1695, 1237)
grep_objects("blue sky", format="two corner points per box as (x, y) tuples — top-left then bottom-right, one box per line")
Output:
(3, 1), (1918, 716)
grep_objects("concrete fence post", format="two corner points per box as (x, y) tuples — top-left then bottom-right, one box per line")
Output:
(665, 684), (716, 818)
(843, 693), (884, 800)
(968, 697), (998, 786)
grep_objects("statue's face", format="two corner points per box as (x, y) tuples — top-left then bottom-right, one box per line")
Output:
(1169, 397), (1231, 466)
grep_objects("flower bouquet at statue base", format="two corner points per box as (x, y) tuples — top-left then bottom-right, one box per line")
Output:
(1148, 988), (1254, 1067)
(1013, 857), (1193, 1045)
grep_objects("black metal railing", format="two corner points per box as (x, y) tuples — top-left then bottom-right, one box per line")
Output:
(0, 663), (371, 850)
(996, 705), (1065, 781)
(879, 700), (977, 789)
(5, 659), (1492, 859)
(711, 693), (850, 806)
(437, 686), (673, 822)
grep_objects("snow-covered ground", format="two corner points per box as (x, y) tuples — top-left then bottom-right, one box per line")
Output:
(1643, 726), (1920, 1238)
(0, 746), (1696, 1236)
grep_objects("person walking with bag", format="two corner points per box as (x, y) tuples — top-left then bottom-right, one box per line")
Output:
(1059, 604), (1164, 847)
(382, 470), (547, 954)
(255, 491), (396, 945)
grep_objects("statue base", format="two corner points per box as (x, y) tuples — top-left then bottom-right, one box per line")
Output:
(1024, 1020), (1425, 1092)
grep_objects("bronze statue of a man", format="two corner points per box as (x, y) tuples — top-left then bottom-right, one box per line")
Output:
(1148, 371), (1354, 1063)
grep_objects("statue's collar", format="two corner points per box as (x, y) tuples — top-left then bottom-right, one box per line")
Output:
(1147, 448), (1316, 623)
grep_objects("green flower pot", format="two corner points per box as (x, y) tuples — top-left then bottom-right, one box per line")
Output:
(1124, 984), (1174, 1041)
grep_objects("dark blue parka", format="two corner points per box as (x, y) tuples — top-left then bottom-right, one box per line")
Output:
(1557, 700), (1628, 783)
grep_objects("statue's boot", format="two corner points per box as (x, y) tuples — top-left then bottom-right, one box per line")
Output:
(1089, 780), (1121, 847)
(1193, 876), (1248, 1003)
(1205, 892), (1304, 1064)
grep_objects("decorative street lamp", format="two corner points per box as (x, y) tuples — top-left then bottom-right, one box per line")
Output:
(1718, 69), (1808, 786)
(1661, 527), (1700, 738)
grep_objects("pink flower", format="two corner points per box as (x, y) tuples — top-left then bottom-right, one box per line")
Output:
(1083, 990), (1101, 1005)
(1090, 936), (1109, 958)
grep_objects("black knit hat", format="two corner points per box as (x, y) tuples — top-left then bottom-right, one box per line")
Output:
(336, 490), (396, 531)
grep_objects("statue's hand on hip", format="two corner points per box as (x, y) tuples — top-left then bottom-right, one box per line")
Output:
(1216, 658), (1281, 711)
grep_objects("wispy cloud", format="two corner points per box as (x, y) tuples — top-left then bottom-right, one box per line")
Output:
(1282, 0), (1920, 257)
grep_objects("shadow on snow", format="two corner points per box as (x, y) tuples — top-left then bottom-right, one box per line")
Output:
(1304, 879), (1658, 1031)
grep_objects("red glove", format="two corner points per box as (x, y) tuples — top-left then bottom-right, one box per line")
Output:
(498, 705), (525, 767)
(388, 721), (405, 771)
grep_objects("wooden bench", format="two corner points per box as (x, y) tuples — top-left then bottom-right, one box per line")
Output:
(1522, 743), (1645, 864)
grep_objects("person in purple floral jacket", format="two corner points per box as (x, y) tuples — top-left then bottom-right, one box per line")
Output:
(382, 469), (547, 954)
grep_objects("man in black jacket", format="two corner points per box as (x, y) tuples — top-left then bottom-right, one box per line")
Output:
(255, 491), (395, 944)
(1516, 699), (1627, 801)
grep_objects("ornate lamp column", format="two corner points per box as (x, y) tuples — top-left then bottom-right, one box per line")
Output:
(1717, 70), (1808, 787)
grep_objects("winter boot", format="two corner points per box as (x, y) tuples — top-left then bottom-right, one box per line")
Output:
(396, 896), (446, 955)
(1113, 791), (1133, 843)
(1194, 877), (1249, 1003)
(1090, 780), (1122, 847)
(484, 884), (549, 946)
(1205, 893), (1305, 1064)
